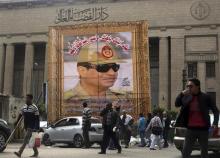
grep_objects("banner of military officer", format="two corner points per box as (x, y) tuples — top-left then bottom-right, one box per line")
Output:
(47, 21), (151, 122)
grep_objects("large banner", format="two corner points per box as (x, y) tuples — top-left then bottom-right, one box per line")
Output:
(48, 21), (150, 122)
(63, 33), (133, 114)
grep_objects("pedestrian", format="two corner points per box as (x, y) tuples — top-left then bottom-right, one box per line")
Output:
(99, 102), (121, 154)
(175, 78), (219, 158)
(120, 110), (133, 148)
(162, 111), (171, 148)
(82, 102), (92, 148)
(145, 113), (152, 147)
(108, 103), (122, 150)
(14, 94), (40, 158)
(146, 111), (163, 150)
(138, 113), (146, 147)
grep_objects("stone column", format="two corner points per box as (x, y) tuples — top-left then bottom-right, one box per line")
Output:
(0, 44), (5, 93)
(159, 37), (169, 108)
(44, 42), (48, 82)
(170, 37), (185, 110)
(23, 42), (34, 96)
(217, 35), (220, 110)
(3, 43), (14, 95)
(197, 62), (206, 92)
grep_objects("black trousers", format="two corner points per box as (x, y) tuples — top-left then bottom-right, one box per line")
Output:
(163, 129), (169, 147)
(121, 126), (131, 146)
(82, 124), (90, 147)
(101, 126), (121, 152)
(182, 129), (209, 158)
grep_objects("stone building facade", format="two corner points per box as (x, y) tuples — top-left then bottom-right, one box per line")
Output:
(0, 0), (220, 121)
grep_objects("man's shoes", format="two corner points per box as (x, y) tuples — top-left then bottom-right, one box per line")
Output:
(117, 148), (122, 154)
(14, 152), (21, 158)
(30, 153), (39, 157)
(98, 151), (106, 154)
(108, 147), (116, 150)
(163, 144), (169, 148)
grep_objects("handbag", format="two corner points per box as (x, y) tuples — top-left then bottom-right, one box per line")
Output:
(151, 126), (162, 135)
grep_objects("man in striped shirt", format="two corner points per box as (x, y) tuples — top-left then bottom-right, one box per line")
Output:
(82, 102), (92, 148)
(14, 94), (40, 157)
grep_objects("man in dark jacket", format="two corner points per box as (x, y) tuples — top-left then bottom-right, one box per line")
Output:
(98, 102), (121, 154)
(162, 111), (171, 148)
(175, 78), (219, 158)
(14, 94), (40, 158)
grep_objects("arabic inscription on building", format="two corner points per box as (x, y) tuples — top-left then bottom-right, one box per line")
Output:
(55, 7), (109, 24)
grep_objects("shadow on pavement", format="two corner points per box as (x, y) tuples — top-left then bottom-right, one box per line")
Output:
(191, 153), (220, 158)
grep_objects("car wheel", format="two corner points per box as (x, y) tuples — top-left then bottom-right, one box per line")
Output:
(42, 133), (52, 146)
(0, 131), (7, 152)
(213, 150), (219, 153)
(73, 134), (83, 148)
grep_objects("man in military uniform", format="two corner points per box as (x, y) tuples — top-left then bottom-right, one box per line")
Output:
(64, 42), (130, 109)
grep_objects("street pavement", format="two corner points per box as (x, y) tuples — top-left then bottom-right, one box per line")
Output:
(1, 143), (220, 158)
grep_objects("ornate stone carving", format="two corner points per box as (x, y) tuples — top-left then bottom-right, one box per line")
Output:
(190, 0), (210, 20)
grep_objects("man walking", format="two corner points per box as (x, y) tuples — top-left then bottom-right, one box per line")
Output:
(82, 102), (92, 148)
(99, 102), (121, 154)
(146, 111), (163, 150)
(138, 113), (146, 147)
(175, 78), (219, 158)
(120, 110), (133, 148)
(14, 94), (40, 157)
(162, 111), (171, 148)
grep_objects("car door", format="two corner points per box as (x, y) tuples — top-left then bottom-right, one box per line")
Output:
(61, 118), (81, 142)
(49, 119), (68, 142)
(89, 118), (103, 142)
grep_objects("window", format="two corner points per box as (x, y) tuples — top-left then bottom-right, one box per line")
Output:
(0, 103), (2, 118)
(206, 62), (215, 78)
(207, 92), (216, 105)
(13, 44), (25, 97)
(67, 118), (79, 126)
(55, 119), (67, 127)
(187, 62), (197, 78)
(33, 43), (46, 101)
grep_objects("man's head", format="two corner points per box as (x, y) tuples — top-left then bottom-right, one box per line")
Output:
(76, 42), (122, 91)
(26, 94), (33, 105)
(186, 78), (201, 95)
(153, 110), (158, 116)
(77, 62), (119, 90)
(82, 102), (88, 108)
(139, 113), (144, 117)
(163, 111), (167, 117)
(106, 102), (113, 110)
(122, 110), (127, 116)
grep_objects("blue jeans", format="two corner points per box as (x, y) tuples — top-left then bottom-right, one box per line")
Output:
(139, 131), (146, 146)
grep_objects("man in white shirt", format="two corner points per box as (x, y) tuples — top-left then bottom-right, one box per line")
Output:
(120, 110), (133, 148)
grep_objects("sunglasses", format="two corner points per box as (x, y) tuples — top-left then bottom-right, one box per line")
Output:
(86, 63), (120, 73)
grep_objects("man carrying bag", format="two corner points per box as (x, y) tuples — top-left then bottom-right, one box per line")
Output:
(146, 111), (163, 150)
(14, 94), (40, 158)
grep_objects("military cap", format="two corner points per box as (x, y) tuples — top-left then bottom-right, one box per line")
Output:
(76, 42), (124, 64)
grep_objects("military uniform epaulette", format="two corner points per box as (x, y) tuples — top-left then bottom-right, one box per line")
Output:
(109, 89), (127, 95)
(64, 89), (74, 100)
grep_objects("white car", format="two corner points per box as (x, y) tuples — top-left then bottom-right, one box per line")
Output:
(42, 116), (103, 147)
